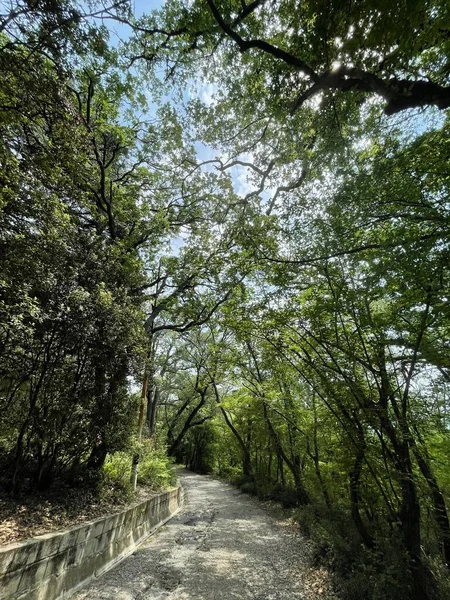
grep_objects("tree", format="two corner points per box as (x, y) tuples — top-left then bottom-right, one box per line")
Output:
(130, 0), (450, 114)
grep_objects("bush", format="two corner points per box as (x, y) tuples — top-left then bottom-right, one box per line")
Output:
(101, 451), (134, 502)
(277, 488), (302, 508)
(237, 477), (299, 507)
(294, 503), (423, 600)
(215, 464), (243, 483)
(137, 442), (177, 490)
(240, 480), (257, 495)
(101, 442), (176, 501)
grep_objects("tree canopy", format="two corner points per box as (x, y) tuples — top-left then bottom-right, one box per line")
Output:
(1, 1), (450, 598)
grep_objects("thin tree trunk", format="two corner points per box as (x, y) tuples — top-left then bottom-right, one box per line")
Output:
(211, 380), (253, 478)
(312, 393), (331, 508)
(349, 421), (374, 548)
(169, 387), (208, 457)
(413, 444), (450, 567)
(130, 370), (148, 490)
(147, 385), (159, 435)
(262, 402), (308, 504)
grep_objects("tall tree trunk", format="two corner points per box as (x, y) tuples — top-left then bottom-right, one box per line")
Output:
(212, 381), (253, 479)
(268, 443), (273, 479)
(147, 385), (159, 436)
(376, 350), (430, 600)
(169, 387), (208, 457)
(349, 421), (374, 549)
(262, 402), (308, 504)
(145, 347), (158, 436)
(311, 393), (331, 508)
(412, 436), (450, 568)
(220, 406), (253, 478)
(86, 441), (108, 471)
(392, 438), (428, 600)
(130, 370), (148, 490)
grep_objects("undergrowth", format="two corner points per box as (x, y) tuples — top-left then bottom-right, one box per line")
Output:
(101, 441), (176, 502)
(234, 477), (450, 600)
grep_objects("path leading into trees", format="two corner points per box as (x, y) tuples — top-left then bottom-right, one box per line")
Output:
(73, 470), (337, 600)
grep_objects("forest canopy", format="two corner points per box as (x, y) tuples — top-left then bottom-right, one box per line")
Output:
(0, 0), (449, 599)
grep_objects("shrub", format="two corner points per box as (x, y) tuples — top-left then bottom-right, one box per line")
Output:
(137, 442), (177, 490)
(101, 442), (176, 500)
(237, 477), (300, 507)
(277, 488), (302, 508)
(101, 451), (134, 502)
(215, 465), (243, 483)
(294, 503), (423, 600)
(240, 481), (257, 495)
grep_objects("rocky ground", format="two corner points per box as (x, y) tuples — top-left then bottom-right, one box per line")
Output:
(73, 470), (339, 600)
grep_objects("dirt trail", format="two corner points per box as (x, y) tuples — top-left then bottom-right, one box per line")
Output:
(73, 470), (337, 600)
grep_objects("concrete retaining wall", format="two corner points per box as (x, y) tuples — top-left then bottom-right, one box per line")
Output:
(0, 485), (183, 600)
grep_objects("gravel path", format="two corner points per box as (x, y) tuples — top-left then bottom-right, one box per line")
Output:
(73, 471), (336, 600)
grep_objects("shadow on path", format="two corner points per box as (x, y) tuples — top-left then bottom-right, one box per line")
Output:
(73, 470), (334, 600)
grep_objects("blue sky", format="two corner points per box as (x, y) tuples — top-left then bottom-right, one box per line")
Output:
(104, 0), (163, 44)
(133, 0), (163, 17)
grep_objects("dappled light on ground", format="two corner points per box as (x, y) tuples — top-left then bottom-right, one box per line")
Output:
(73, 471), (338, 600)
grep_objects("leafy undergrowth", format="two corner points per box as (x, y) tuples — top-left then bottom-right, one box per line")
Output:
(103, 442), (177, 495)
(232, 476), (450, 600)
(293, 504), (450, 600)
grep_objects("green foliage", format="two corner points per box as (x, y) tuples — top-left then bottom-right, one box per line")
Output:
(295, 504), (418, 600)
(239, 480), (257, 496)
(238, 477), (298, 507)
(101, 442), (176, 501)
(2, 2), (450, 599)
(101, 452), (134, 503)
(0, 37), (145, 489)
(137, 442), (177, 490)
(0, 0), (250, 493)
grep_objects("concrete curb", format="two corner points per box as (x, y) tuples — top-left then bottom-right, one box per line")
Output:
(0, 485), (184, 600)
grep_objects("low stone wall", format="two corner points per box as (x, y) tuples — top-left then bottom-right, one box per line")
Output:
(0, 485), (183, 600)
